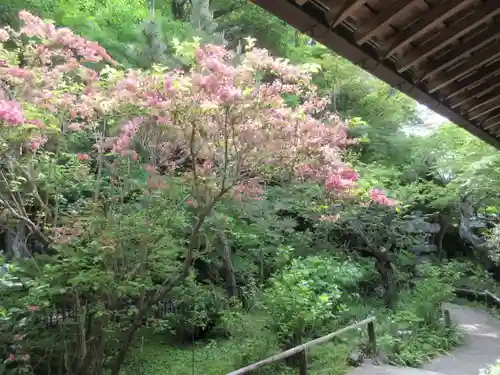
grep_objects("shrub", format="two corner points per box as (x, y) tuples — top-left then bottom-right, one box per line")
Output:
(480, 361), (500, 375)
(153, 277), (231, 342)
(263, 256), (365, 348)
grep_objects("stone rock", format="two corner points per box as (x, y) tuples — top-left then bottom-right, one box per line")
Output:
(402, 218), (440, 234)
(348, 349), (364, 367)
(373, 351), (390, 365)
(408, 244), (438, 254)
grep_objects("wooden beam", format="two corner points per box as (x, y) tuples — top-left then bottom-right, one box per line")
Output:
(420, 23), (500, 81)
(445, 59), (500, 100)
(468, 97), (500, 121)
(295, 0), (309, 5)
(482, 113), (500, 130)
(382, 0), (475, 58)
(398, 0), (500, 73)
(250, 0), (500, 150)
(353, 0), (418, 45)
(449, 80), (500, 109)
(327, 0), (366, 28)
(468, 91), (500, 112)
(428, 43), (500, 94)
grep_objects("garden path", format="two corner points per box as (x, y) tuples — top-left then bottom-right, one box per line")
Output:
(348, 303), (500, 375)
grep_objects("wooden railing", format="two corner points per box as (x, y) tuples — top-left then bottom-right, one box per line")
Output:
(454, 288), (500, 309)
(225, 316), (377, 375)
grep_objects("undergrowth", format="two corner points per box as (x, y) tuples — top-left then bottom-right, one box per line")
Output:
(122, 261), (464, 375)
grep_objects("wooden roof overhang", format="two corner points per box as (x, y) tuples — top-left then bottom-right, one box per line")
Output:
(251, 0), (500, 148)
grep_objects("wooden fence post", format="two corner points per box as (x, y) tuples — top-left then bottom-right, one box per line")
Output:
(443, 309), (451, 328)
(367, 320), (377, 356)
(298, 349), (308, 375)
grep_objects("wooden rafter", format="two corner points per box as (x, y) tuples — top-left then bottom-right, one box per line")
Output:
(482, 113), (500, 130)
(449, 80), (500, 109)
(326, 0), (366, 28)
(382, 0), (475, 58)
(353, 0), (418, 45)
(445, 60), (500, 100)
(428, 45), (500, 94)
(397, 0), (500, 73)
(253, 0), (500, 149)
(468, 91), (500, 112)
(468, 97), (500, 121)
(420, 23), (500, 81)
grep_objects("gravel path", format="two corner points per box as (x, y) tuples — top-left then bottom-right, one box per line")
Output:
(348, 303), (500, 375)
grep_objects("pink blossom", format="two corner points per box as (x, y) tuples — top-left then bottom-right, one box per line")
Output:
(157, 116), (169, 125)
(319, 214), (340, 222)
(22, 354), (30, 361)
(77, 153), (89, 161)
(113, 117), (144, 154)
(369, 189), (397, 206)
(325, 174), (356, 190)
(28, 305), (38, 312)
(234, 180), (265, 200)
(28, 135), (47, 151)
(28, 119), (45, 128)
(68, 122), (81, 131)
(186, 199), (198, 208)
(13, 334), (25, 341)
(2, 67), (33, 79)
(0, 100), (25, 125)
(201, 160), (213, 175)
(0, 28), (9, 42)
(144, 164), (156, 173)
(339, 168), (360, 182)
(8, 353), (15, 361)
(18, 11), (117, 65)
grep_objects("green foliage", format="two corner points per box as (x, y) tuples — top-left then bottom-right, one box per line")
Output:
(2, 2), (500, 375)
(375, 263), (464, 366)
(153, 277), (230, 339)
(263, 256), (352, 346)
(481, 361), (500, 375)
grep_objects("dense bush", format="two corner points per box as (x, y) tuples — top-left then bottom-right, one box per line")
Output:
(2, 3), (500, 375)
(0, 11), (399, 375)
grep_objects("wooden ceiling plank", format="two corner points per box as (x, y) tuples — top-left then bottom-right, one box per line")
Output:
(428, 44), (500, 94)
(445, 60), (500, 99)
(482, 114), (500, 130)
(398, 0), (500, 73)
(327, 0), (366, 28)
(420, 23), (500, 81)
(468, 91), (500, 112)
(353, 0), (418, 45)
(295, 0), (309, 5)
(382, 0), (475, 58)
(469, 100), (500, 121)
(450, 80), (500, 109)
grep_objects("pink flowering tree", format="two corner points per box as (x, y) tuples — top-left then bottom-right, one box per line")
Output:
(0, 12), (367, 375)
(315, 183), (418, 308)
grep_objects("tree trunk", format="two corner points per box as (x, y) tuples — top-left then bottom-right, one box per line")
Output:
(219, 231), (238, 298)
(375, 255), (396, 309)
(437, 215), (449, 261)
(5, 220), (29, 259)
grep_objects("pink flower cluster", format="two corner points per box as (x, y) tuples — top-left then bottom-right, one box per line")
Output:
(0, 100), (25, 125)
(18, 11), (117, 65)
(234, 180), (265, 200)
(369, 188), (397, 206)
(194, 45), (242, 105)
(325, 168), (359, 191)
(0, 28), (9, 42)
(113, 117), (144, 154)
(1, 11), (389, 210)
